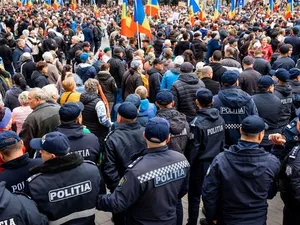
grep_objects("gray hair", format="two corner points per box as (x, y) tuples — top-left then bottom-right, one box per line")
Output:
(18, 91), (30, 106)
(42, 51), (54, 63)
(30, 88), (48, 101)
(84, 78), (99, 93)
(42, 84), (59, 101)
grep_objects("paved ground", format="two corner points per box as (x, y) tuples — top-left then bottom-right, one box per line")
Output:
(95, 193), (284, 225)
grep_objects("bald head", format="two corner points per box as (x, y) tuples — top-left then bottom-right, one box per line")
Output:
(200, 66), (213, 79)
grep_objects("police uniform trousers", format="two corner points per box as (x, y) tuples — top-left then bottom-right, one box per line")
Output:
(187, 160), (211, 225)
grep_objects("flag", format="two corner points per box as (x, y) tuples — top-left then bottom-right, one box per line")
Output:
(285, 0), (292, 19)
(228, 0), (235, 19)
(71, 0), (77, 11)
(121, 0), (136, 37)
(199, 1), (206, 21)
(26, 0), (33, 9)
(53, 0), (60, 10)
(274, 1), (279, 11)
(266, 0), (273, 18)
(92, 0), (100, 18)
(43, 0), (51, 9)
(145, 0), (159, 17)
(213, 0), (221, 22)
(17, 0), (22, 7)
(134, 0), (152, 39)
(188, 0), (200, 26)
(59, 0), (64, 6)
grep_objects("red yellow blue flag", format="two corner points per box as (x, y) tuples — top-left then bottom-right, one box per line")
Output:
(145, 0), (159, 17)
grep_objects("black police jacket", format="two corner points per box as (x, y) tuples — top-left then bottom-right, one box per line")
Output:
(188, 108), (225, 164)
(56, 123), (100, 163)
(0, 153), (42, 193)
(0, 181), (48, 225)
(213, 86), (258, 146)
(280, 145), (300, 210)
(102, 122), (147, 191)
(202, 140), (280, 225)
(26, 154), (101, 225)
(274, 84), (293, 128)
(98, 146), (190, 225)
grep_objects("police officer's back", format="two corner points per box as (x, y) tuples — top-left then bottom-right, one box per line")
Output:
(252, 76), (282, 151)
(288, 68), (300, 95)
(56, 102), (100, 162)
(0, 181), (48, 225)
(97, 117), (190, 225)
(102, 102), (147, 192)
(26, 132), (100, 225)
(187, 88), (225, 225)
(213, 70), (258, 146)
(0, 131), (42, 193)
(202, 115), (280, 225)
(273, 68), (293, 128)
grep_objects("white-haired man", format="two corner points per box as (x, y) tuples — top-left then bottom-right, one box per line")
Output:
(42, 51), (60, 84)
(19, 88), (60, 157)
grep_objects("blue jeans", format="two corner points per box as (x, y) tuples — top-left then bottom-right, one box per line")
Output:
(111, 88), (122, 122)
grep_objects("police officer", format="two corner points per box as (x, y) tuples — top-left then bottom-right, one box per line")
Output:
(97, 117), (190, 225)
(213, 70), (258, 146)
(272, 68), (293, 129)
(0, 131), (42, 193)
(187, 88), (225, 225)
(252, 75), (282, 151)
(102, 102), (147, 225)
(0, 181), (48, 225)
(26, 132), (100, 225)
(202, 115), (280, 225)
(56, 102), (101, 163)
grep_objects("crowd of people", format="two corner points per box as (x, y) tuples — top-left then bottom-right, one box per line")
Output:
(0, 0), (300, 225)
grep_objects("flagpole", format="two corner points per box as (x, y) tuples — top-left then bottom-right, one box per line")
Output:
(136, 20), (141, 49)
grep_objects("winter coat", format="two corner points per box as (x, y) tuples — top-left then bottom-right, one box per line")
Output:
(201, 77), (220, 95)
(208, 62), (227, 82)
(46, 63), (60, 85)
(31, 70), (49, 88)
(121, 70), (143, 100)
(156, 108), (190, 154)
(272, 56), (295, 71)
(253, 57), (271, 75)
(238, 68), (262, 95)
(0, 39), (12, 65)
(192, 39), (207, 62)
(108, 55), (126, 88)
(4, 85), (23, 110)
(174, 41), (195, 56)
(160, 67), (181, 90)
(20, 59), (36, 87)
(205, 39), (222, 64)
(220, 57), (242, 68)
(171, 72), (205, 122)
(75, 63), (97, 84)
(137, 99), (156, 127)
(96, 71), (117, 102)
(148, 68), (163, 103)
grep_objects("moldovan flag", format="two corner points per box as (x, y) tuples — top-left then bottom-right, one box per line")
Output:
(188, 0), (200, 26)
(213, 0), (221, 22)
(121, 0), (136, 37)
(228, 0), (235, 19)
(285, 0), (292, 19)
(145, 0), (159, 17)
(134, 0), (152, 39)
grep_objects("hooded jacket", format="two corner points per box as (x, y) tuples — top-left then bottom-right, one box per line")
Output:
(75, 63), (97, 83)
(121, 69), (143, 100)
(31, 70), (49, 88)
(20, 59), (36, 87)
(202, 140), (280, 225)
(156, 108), (190, 154)
(213, 86), (258, 146)
(171, 72), (205, 122)
(56, 123), (100, 163)
(137, 99), (156, 127)
(205, 39), (222, 64)
(4, 85), (23, 110)
(289, 79), (300, 94)
(189, 108), (225, 163)
(0, 38), (12, 65)
(192, 39), (208, 61)
(160, 67), (181, 90)
(148, 67), (163, 103)
(108, 55), (126, 88)
(96, 71), (117, 102)
(274, 84), (293, 128)
(0, 181), (48, 225)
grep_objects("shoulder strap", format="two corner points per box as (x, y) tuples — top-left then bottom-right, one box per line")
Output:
(64, 91), (74, 103)
(289, 145), (300, 160)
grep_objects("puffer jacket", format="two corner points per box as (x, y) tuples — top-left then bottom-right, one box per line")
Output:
(160, 67), (181, 90)
(31, 70), (49, 88)
(156, 108), (190, 154)
(96, 71), (117, 103)
(171, 72), (205, 122)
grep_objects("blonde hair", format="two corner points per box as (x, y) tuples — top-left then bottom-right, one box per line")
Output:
(18, 91), (30, 106)
(135, 86), (148, 99)
(84, 78), (99, 93)
(62, 77), (76, 92)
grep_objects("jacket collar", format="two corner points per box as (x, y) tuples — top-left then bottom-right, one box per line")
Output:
(147, 145), (168, 154)
(115, 122), (141, 130)
(0, 153), (30, 169)
(30, 153), (83, 174)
